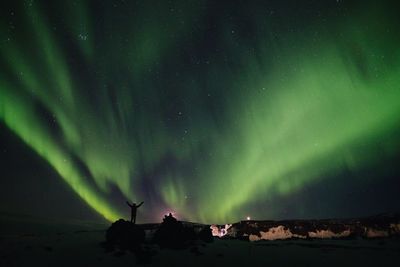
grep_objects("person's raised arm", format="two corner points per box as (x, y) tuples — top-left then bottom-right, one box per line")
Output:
(137, 201), (144, 208)
(126, 201), (133, 207)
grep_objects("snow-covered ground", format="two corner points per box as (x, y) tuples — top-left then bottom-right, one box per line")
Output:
(1, 214), (399, 266)
(1, 230), (400, 266)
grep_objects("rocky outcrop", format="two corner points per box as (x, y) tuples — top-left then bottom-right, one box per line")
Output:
(211, 213), (400, 241)
(105, 219), (145, 250)
(153, 214), (198, 249)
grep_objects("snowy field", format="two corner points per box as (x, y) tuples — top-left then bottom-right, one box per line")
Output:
(1, 215), (399, 266)
(1, 229), (399, 266)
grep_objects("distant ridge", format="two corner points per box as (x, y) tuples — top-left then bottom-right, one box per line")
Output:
(210, 213), (400, 241)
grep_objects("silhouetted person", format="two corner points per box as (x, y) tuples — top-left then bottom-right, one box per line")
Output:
(126, 201), (144, 224)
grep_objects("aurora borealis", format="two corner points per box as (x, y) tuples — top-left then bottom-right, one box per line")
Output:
(0, 0), (400, 224)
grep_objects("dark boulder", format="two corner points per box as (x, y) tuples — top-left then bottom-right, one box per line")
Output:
(105, 219), (145, 251)
(198, 226), (214, 243)
(153, 213), (197, 249)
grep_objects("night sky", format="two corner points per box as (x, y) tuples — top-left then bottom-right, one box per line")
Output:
(1, 0), (400, 224)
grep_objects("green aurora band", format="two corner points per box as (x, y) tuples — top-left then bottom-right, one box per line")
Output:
(1, 1), (399, 223)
